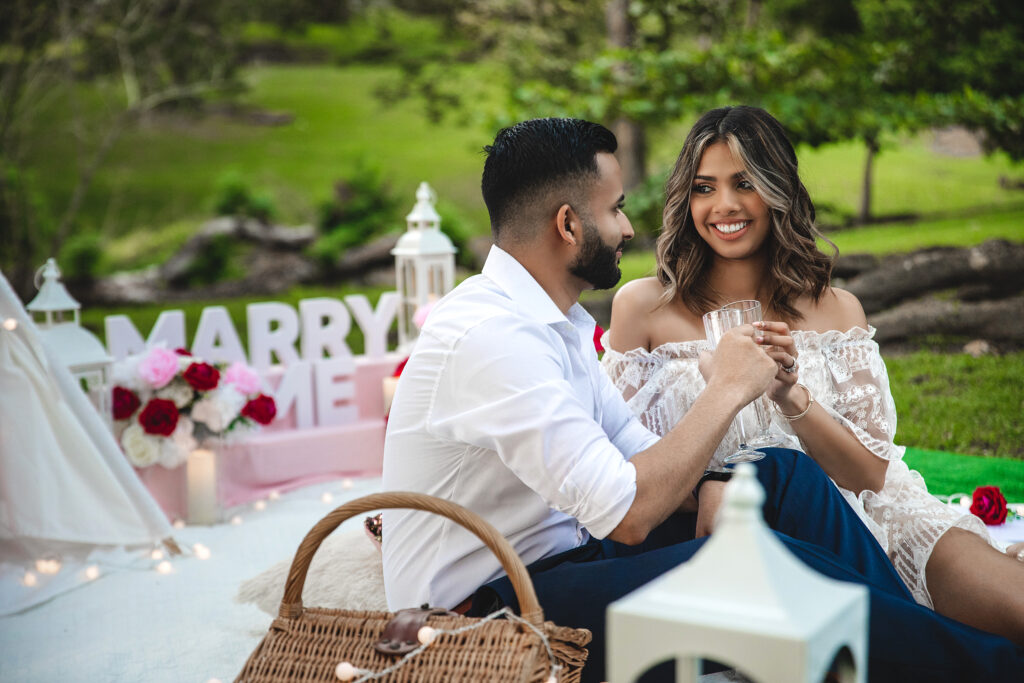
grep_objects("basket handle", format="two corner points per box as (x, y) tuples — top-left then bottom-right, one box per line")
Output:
(278, 491), (544, 626)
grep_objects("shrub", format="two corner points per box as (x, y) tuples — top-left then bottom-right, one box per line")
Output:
(59, 232), (105, 285)
(311, 164), (400, 267)
(212, 172), (276, 223)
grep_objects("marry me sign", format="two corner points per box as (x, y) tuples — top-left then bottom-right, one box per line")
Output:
(115, 294), (405, 522)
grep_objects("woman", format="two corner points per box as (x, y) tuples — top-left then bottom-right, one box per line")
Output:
(603, 105), (1024, 644)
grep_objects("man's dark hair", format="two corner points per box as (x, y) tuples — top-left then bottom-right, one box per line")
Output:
(481, 118), (617, 243)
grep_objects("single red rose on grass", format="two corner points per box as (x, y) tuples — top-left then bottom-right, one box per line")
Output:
(241, 394), (277, 425)
(593, 324), (605, 353)
(112, 386), (141, 421)
(138, 398), (180, 436)
(970, 486), (1008, 525)
(183, 362), (220, 391)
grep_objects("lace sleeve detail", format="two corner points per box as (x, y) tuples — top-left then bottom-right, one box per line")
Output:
(599, 334), (708, 440)
(795, 327), (903, 463)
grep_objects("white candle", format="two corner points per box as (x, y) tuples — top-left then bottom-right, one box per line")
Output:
(382, 377), (399, 414)
(187, 448), (220, 525)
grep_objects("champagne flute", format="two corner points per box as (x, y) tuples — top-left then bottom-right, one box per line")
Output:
(718, 300), (782, 461)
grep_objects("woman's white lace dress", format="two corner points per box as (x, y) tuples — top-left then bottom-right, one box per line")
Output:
(601, 326), (995, 608)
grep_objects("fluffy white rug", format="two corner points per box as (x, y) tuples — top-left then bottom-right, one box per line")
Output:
(236, 526), (387, 615)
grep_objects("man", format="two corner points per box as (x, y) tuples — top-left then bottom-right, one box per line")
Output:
(382, 118), (1023, 682)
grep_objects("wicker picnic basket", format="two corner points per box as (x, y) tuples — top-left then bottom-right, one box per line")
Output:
(236, 491), (591, 682)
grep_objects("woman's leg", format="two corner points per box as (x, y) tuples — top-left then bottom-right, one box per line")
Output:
(926, 528), (1024, 645)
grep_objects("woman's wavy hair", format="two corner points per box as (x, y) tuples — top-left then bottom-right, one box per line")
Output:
(655, 106), (836, 321)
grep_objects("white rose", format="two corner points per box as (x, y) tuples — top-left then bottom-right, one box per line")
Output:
(158, 417), (195, 468)
(190, 398), (225, 433)
(121, 423), (160, 467)
(110, 354), (144, 392)
(157, 380), (194, 409)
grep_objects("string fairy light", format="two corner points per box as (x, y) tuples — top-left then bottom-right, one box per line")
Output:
(84, 565), (100, 581)
(342, 478), (354, 490)
(155, 560), (173, 574)
(2, 317), (17, 331)
(253, 500), (267, 511)
(172, 519), (186, 530)
(193, 543), (211, 560)
(151, 549), (165, 561)
(35, 557), (61, 575)
(268, 490), (281, 501)
(332, 607), (562, 683)
(22, 571), (38, 587)
(230, 515), (243, 525)
(321, 492), (334, 504)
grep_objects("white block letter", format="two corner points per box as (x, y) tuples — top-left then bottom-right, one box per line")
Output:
(104, 310), (186, 360)
(345, 292), (398, 357)
(271, 361), (314, 429)
(299, 298), (352, 361)
(191, 306), (247, 364)
(314, 356), (357, 427)
(247, 302), (301, 371)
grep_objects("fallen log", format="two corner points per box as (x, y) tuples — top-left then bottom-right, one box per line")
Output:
(846, 239), (1024, 314)
(869, 295), (1024, 344)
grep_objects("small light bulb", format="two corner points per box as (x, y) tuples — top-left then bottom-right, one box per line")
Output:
(172, 519), (186, 529)
(268, 490), (281, 501)
(36, 558), (61, 575)
(230, 515), (243, 525)
(151, 549), (165, 561)
(2, 318), (17, 331)
(206, 678), (223, 683)
(253, 500), (266, 511)
(321, 492), (334, 504)
(342, 478), (354, 490)
(155, 560), (173, 574)
(22, 571), (38, 587)
(334, 662), (356, 681)
(84, 565), (100, 581)
(417, 626), (436, 645)
(193, 543), (211, 560)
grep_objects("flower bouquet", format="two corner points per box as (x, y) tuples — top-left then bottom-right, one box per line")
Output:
(111, 347), (276, 469)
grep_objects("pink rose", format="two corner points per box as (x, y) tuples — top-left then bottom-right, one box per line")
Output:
(223, 362), (262, 395)
(138, 347), (180, 389)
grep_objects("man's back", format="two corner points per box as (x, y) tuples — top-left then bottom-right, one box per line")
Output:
(382, 246), (654, 610)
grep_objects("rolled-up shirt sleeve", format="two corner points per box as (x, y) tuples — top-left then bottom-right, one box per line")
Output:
(427, 316), (637, 539)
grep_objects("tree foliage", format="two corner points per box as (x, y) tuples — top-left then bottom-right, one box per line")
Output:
(0, 0), (244, 297)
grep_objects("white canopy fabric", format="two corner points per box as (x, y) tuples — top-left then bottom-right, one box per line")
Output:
(0, 270), (173, 615)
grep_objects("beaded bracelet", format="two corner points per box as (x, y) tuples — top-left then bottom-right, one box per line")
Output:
(773, 383), (814, 421)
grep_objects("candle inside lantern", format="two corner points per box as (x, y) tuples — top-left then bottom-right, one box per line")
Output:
(187, 448), (220, 525)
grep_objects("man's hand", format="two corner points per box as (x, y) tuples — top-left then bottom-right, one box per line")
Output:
(705, 325), (777, 406)
(695, 480), (727, 537)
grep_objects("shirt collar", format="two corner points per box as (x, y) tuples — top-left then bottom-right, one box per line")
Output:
(481, 245), (595, 329)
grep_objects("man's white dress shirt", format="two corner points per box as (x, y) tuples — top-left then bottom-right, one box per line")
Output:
(382, 246), (658, 610)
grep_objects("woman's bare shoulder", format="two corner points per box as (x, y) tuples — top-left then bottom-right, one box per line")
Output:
(798, 287), (868, 333)
(608, 278), (667, 352)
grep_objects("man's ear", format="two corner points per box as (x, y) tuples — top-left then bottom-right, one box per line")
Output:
(555, 203), (577, 246)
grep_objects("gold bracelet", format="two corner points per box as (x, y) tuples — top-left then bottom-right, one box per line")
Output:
(773, 383), (814, 421)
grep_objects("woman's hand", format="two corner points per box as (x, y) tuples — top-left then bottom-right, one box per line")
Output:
(753, 321), (801, 408)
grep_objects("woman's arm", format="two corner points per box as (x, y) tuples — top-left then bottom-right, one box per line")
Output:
(758, 290), (888, 495)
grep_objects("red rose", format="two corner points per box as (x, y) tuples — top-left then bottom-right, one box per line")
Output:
(138, 398), (180, 436)
(112, 386), (141, 421)
(241, 394), (277, 425)
(593, 323), (605, 353)
(970, 486), (1008, 525)
(183, 362), (220, 391)
(174, 347), (192, 356)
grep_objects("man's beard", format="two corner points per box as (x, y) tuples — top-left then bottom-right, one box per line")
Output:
(569, 220), (623, 290)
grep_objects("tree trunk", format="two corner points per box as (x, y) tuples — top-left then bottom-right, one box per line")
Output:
(746, 0), (763, 29)
(858, 136), (878, 224)
(605, 0), (646, 189)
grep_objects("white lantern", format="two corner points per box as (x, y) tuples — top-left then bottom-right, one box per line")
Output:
(26, 258), (113, 426)
(607, 463), (868, 683)
(391, 182), (457, 352)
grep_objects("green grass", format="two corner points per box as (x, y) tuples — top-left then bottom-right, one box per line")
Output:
(904, 448), (1024, 501)
(887, 351), (1024, 460)
(25, 63), (503, 247)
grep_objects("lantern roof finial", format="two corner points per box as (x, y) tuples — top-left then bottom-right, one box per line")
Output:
(405, 181), (442, 229)
(27, 257), (81, 313)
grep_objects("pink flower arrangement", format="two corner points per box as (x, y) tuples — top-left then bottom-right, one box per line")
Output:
(111, 346), (276, 469)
